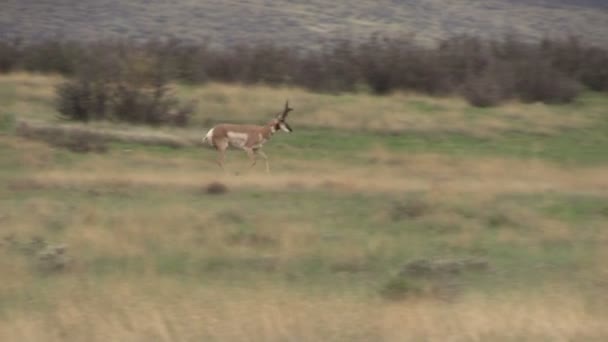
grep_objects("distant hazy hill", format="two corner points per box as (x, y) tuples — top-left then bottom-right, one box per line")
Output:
(2, 0), (607, 46)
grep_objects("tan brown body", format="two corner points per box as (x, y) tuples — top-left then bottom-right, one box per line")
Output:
(203, 102), (293, 172)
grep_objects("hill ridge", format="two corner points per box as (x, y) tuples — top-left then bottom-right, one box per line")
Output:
(1, 0), (607, 46)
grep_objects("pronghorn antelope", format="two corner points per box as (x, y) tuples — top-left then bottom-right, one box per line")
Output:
(202, 101), (293, 172)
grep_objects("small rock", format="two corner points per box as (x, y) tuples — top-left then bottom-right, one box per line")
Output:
(205, 181), (228, 195)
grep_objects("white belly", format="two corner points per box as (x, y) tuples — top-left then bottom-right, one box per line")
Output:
(227, 132), (249, 148)
(252, 134), (267, 149)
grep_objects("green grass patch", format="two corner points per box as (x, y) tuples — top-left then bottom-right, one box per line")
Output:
(3, 72), (608, 164)
(276, 125), (608, 164)
(0, 112), (16, 133)
(2, 185), (605, 291)
(407, 99), (445, 113)
(542, 195), (608, 222)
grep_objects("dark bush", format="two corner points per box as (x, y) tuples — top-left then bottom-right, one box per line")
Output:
(357, 36), (398, 94)
(354, 35), (450, 95)
(577, 46), (608, 91)
(205, 182), (229, 195)
(110, 83), (193, 126)
(462, 73), (507, 107)
(390, 199), (431, 221)
(297, 40), (360, 92)
(0, 39), (21, 73)
(461, 62), (515, 107)
(439, 35), (490, 87)
(3, 34), (606, 106)
(56, 44), (194, 126)
(513, 59), (582, 104)
(21, 40), (80, 75)
(380, 277), (425, 300)
(56, 80), (98, 122)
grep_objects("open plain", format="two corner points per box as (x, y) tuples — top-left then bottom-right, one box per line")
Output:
(1, 73), (608, 340)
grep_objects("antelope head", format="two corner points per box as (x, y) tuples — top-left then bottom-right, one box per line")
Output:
(270, 100), (293, 133)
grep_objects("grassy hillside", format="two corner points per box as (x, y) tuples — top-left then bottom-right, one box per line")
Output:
(1, 0), (608, 46)
(1, 73), (608, 340)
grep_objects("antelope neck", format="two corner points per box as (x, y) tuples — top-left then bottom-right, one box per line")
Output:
(264, 121), (278, 137)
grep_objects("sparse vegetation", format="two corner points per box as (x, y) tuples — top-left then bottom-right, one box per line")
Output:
(0, 112), (15, 132)
(2, 73), (608, 340)
(17, 122), (109, 153)
(55, 44), (194, 125)
(390, 198), (431, 220)
(1, 2), (607, 336)
(381, 257), (489, 300)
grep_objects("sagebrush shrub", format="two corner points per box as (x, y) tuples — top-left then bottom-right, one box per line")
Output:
(10, 34), (602, 106)
(462, 74), (507, 107)
(56, 47), (193, 126)
(514, 59), (581, 104)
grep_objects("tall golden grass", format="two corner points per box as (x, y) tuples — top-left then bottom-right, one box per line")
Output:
(1, 73), (596, 138)
(1, 282), (606, 341)
(14, 144), (608, 196)
(2, 147), (607, 340)
(181, 82), (594, 137)
(0, 72), (64, 121)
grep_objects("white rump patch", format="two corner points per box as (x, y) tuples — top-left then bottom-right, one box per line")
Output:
(203, 128), (215, 145)
(227, 131), (249, 148)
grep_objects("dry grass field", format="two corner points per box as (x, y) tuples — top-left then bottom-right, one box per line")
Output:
(1, 73), (608, 340)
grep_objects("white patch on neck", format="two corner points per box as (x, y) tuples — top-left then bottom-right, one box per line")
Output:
(227, 131), (249, 148)
(270, 125), (277, 133)
(252, 133), (267, 149)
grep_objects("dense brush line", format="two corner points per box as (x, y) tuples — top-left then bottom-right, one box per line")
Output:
(1, 34), (607, 106)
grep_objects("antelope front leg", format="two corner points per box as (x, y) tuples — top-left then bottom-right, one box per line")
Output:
(214, 140), (229, 172)
(216, 150), (226, 171)
(245, 148), (257, 170)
